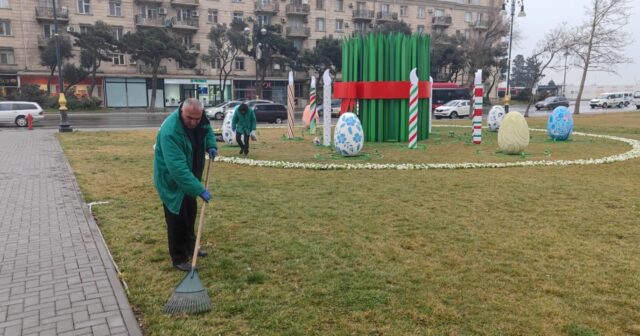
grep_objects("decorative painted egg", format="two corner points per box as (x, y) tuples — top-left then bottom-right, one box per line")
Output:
(497, 111), (529, 154)
(487, 105), (506, 131)
(334, 112), (364, 156)
(547, 106), (573, 141)
(302, 104), (319, 129)
(221, 110), (238, 146)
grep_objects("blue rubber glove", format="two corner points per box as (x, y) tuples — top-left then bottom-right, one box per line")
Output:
(207, 147), (217, 160)
(232, 127), (236, 132)
(199, 189), (211, 203)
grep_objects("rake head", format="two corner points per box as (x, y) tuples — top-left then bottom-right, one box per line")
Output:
(164, 269), (212, 314)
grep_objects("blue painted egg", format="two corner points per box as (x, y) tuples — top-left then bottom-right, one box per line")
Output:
(547, 106), (573, 141)
(222, 110), (238, 146)
(487, 105), (506, 131)
(334, 112), (364, 156)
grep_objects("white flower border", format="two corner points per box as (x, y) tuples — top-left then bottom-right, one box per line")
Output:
(215, 125), (640, 170)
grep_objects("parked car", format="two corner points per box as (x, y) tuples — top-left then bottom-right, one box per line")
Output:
(634, 91), (640, 110)
(317, 99), (341, 118)
(245, 99), (274, 109)
(590, 93), (624, 108)
(433, 99), (471, 119)
(534, 96), (570, 111)
(205, 100), (241, 120)
(620, 92), (633, 106)
(252, 103), (287, 124)
(0, 101), (45, 127)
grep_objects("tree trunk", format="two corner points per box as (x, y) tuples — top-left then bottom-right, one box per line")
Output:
(150, 65), (158, 111)
(89, 65), (97, 97)
(574, 5), (598, 115)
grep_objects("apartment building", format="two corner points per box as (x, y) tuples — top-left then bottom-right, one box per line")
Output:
(0, 0), (498, 108)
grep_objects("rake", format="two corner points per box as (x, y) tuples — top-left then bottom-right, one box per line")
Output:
(164, 159), (213, 314)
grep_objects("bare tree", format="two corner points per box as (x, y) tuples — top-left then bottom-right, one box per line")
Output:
(201, 21), (246, 103)
(523, 26), (570, 116)
(570, 0), (632, 114)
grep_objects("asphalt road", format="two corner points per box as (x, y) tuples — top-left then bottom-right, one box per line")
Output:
(1, 102), (637, 130)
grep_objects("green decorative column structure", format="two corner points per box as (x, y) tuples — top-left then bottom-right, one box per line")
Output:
(335, 33), (431, 143)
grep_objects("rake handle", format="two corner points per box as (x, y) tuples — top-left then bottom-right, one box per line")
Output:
(191, 158), (212, 268)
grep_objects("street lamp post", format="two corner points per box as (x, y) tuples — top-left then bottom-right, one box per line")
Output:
(562, 48), (569, 97)
(501, 0), (525, 114)
(52, 0), (72, 132)
(243, 26), (266, 99)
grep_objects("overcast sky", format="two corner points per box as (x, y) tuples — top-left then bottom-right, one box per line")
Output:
(509, 0), (640, 87)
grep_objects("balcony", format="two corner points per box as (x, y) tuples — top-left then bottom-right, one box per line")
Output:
(135, 15), (166, 27)
(376, 12), (397, 22)
(470, 20), (488, 30)
(138, 64), (167, 74)
(352, 9), (374, 21)
(432, 15), (452, 27)
(285, 4), (310, 16)
(285, 26), (310, 38)
(37, 35), (71, 48)
(255, 1), (279, 14)
(170, 0), (199, 7)
(135, 0), (163, 3)
(35, 7), (69, 22)
(171, 18), (199, 30)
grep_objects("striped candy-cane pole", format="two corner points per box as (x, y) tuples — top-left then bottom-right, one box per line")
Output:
(322, 70), (332, 146)
(309, 76), (317, 134)
(408, 68), (419, 149)
(472, 69), (483, 144)
(287, 71), (295, 139)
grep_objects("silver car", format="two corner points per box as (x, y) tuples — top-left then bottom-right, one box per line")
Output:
(0, 101), (45, 127)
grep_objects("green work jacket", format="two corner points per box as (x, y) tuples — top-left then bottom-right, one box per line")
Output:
(153, 109), (217, 214)
(231, 106), (257, 135)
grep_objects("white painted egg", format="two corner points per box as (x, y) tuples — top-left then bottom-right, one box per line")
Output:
(333, 112), (364, 156)
(222, 110), (238, 146)
(497, 111), (529, 154)
(487, 105), (506, 131)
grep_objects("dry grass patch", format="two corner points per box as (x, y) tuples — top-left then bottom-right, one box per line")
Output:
(58, 112), (640, 335)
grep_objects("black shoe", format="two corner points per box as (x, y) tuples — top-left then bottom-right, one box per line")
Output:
(173, 261), (192, 272)
(197, 249), (208, 257)
(239, 149), (244, 155)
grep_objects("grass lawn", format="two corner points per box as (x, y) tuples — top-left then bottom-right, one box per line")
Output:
(58, 113), (640, 335)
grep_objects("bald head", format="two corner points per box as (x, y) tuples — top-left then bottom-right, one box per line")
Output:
(181, 98), (204, 129)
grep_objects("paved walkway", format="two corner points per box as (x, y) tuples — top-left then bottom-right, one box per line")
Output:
(0, 129), (142, 336)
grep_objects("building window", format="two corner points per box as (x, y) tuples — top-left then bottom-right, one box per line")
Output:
(0, 20), (11, 36)
(434, 9), (444, 17)
(233, 11), (243, 22)
(335, 19), (343, 32)
(354, 21), (366, 33)
(417, 25), (424, 34)
(79, 25), (90, 34)
(257, 15), (271, 26)
(316, 0), (323, 10)
(43, 24), (53, 38)
(470, 0), (480, 4)
(315, 18), (325, 32)
(399, 5), (407, 17)
(335, 0), (343, 11)
(208, 9), (218, 24)
(77, 0), (91, 14)
(108, 0), (121, 16)
(144, 7), (158, 19)
(177, 8), (192, 21)
(234, 57), (245, 70)
(0, 0), (9, 9)
(380, 3), (390, 13)
(112, 54), (125, 65)
(111, 26), (123, 41)
(417, 7), (425, 19)
(0, 48), (14, 64)
(211, 58), (221, 69)
(464, 12), (472, 22)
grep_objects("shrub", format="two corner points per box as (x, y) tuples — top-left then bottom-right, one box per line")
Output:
(66, 96), (102, 110)
(15, 85), (48, 106)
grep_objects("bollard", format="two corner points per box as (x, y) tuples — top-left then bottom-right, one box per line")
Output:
(27, 113), (33, 130)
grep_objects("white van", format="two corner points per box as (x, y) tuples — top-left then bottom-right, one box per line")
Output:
(633, 91), (640, 110)
(590, 93), (624, 109)
(0, 101), (45, 127)
(620, 92), (633, 106)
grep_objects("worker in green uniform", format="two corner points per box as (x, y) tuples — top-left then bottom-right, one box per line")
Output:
(232, 103), (257, 156)
(153, 98), (218, 272)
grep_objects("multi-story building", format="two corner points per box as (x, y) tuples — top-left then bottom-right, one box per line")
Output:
(0, 0), (498, 108)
